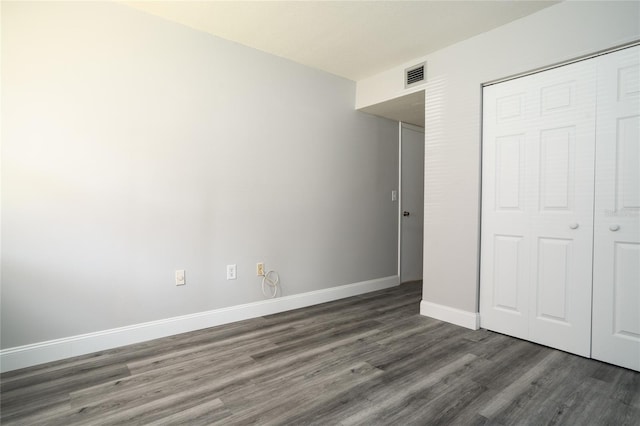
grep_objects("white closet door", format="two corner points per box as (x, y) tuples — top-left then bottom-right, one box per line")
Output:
(481, 75), (533, 339)
(592, 45), (640, 371)
(527, 63), (596, 357)
(481, 60), (597, 356)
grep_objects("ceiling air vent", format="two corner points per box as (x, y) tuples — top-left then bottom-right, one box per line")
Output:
(405, 62), (426, 88)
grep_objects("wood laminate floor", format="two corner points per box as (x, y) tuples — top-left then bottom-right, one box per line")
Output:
(1, 281), (639, 425)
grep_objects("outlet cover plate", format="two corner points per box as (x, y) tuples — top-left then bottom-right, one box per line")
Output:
(227, 264), (237, 280)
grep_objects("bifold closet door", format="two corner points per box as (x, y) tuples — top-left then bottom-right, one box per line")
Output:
(480, 59), (597, 357)
(592, 46), (640, 372)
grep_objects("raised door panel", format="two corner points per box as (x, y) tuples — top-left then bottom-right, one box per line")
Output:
(539, 127), (574, 211)
(536, 238), (572, 323)
(495, 134), (525, 211)
(613, 243), (640, 339)
(492, 235), (524, 312)
(592, 45), (640, 371)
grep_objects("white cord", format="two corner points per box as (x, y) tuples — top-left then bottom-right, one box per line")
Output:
(261, 270), (280, 298)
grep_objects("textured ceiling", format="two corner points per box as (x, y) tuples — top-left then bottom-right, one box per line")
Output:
(125, 1), (559, 81)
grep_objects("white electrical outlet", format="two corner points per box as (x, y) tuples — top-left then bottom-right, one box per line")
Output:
(257, 262), (265, 276)
(226, 264), (237, 280)
(175, 269), (186, 286)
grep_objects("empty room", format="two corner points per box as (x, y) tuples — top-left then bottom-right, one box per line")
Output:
(1, 1), (639, 424)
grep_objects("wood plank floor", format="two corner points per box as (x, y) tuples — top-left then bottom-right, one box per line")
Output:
(1, 281), (639, 425)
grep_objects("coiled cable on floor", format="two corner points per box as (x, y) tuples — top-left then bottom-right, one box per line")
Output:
(261, 270), (280, 298)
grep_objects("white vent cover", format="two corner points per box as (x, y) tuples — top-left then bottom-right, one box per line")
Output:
(405, 62), (426, 88)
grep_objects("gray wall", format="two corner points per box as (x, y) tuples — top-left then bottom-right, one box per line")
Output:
(1, 2), (399, 349)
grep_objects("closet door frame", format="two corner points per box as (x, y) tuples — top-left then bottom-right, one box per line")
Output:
(480, 42), (640, 370)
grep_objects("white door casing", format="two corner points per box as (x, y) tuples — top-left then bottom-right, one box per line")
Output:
(592, 46), (640, 371)
(481, 59), (597, 357)
(400, 123), (425, 283)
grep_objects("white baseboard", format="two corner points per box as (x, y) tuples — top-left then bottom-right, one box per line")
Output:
(0, 275), (399, 373)
(420, 300), (480, 330)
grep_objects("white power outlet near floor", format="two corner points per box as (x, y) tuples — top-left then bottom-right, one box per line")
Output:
(226, 264), (237, 280)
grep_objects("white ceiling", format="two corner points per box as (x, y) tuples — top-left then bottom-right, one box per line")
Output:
(125, 0), (559, 82)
